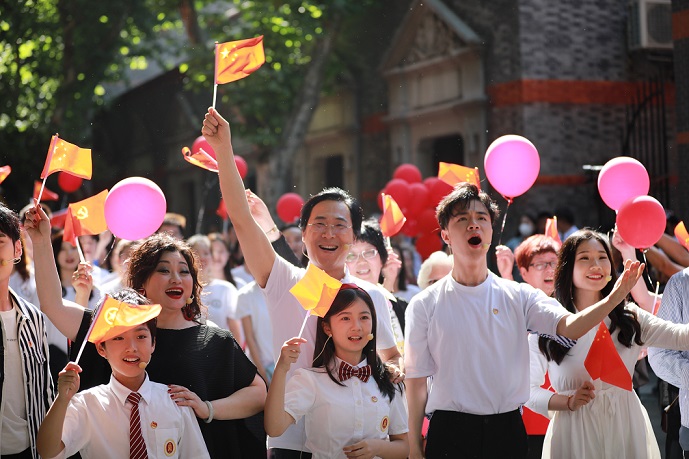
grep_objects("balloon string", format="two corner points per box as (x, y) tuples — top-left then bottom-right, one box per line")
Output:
(640, 249), (653, 287)
(497, 197), (512, 246)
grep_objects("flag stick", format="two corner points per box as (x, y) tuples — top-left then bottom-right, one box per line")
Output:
(74, 236), (86, 263)
(212, 84), (218, 109)
(36, 177), (48, 204)
(73, 301), (104, 365)
(384, 236), (392, 251)
(497, 197), (513, 246)
(297, 311), (311, 339)
(652, 281), (661, 315)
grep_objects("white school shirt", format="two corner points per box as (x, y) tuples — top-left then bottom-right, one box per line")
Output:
(285, 357), (408, 459)
(236, 281), (274, 369)
(404, 271), (567, 415)
(201, 278), (239, 331)
(263, 256), (397, 451)
(52, 375), (209, 459)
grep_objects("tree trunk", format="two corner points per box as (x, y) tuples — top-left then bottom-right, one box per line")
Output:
(261, 12), (344, 208)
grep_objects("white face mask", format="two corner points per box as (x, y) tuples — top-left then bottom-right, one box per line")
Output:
(519, 223), (535, 237)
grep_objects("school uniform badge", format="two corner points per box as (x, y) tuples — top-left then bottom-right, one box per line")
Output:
(164, 439), (176, 456)
(380, 416), (389, 432)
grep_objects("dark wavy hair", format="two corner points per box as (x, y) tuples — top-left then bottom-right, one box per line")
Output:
(125, 233), (205, 322)
(312, 287), (397, 401)
(299, 187), (363, 236)
(538, 229), (643, 364)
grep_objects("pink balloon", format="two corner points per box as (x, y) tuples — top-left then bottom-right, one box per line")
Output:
(276, 193), (304, 224)
(484, 135), (540, 198)
(393, 164), (422, 184)
(105, 177), (167, 240)
(235, 155), (248, 179)
(192, 136), (216, 160)
(616, 195), (665, 249)
(597, 157), (650, 211)
(384, 179), (411, 209)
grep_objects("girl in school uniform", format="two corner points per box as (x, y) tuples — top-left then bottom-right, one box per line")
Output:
(528, 229), (689, 459)
(265, 285), (409, 459)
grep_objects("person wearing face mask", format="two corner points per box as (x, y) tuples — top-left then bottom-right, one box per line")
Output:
(506, 215), (537, 252)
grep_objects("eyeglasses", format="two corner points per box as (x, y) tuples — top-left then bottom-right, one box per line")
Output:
(529, 261), (557, 271)
(345, 249), (378, 263)
(306, 222), (352, 234)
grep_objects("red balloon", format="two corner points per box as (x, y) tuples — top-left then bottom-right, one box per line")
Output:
(235, 155), (248, 179)
(416, 208), (440, 235)
(405, 183), (430, 219)
(616, 195), (666, 249)
(192, 136), (216, 160)
(57, 172), (83, 193)
(384, 179), (411, 209)
(415, 233), (443, 260)
(393, 164), (422, 184)
(427, 178), (453, 208)
(276, 193), (304, 224)
(401, 218), (419, 237)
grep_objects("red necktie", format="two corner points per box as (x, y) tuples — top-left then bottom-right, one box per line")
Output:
(338, 361), (372, 383)
(127, 392), (149, 459)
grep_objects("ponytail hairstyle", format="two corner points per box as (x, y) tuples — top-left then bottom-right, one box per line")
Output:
(313, 286), (397, 401)
(538, 229), (643, 364)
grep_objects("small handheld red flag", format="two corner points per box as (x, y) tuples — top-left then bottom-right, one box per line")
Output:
(34, 181), (59, 201)
(584, 322), (632, 391)
(215, 36), (265, 85)
(545, 217), (562, 244)
(63, 190), (109, 245)
(0, 165), (11, 185)
(438, 162), (481, 190)
(40, 135), (92, 180)
(182, 146), (219, 172)
(380, 193), (406, 238)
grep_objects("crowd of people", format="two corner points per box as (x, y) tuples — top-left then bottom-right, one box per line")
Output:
(1, 106), (688, 458)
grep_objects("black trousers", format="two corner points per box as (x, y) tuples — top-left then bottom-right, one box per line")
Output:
(268, 448), (312, 459)
(2, 448), (32, 459)
(425, 409), (528, 459)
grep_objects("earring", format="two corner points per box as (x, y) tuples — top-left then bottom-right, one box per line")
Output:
(186, 296), (194, 305)
(137, 288), (147, 297)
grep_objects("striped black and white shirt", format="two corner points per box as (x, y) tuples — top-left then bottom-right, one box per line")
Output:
(0, 288), (54, 459)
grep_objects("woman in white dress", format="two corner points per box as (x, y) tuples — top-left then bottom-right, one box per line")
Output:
(527, 229), (689, 459)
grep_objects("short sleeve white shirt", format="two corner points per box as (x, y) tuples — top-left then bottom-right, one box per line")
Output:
(202, 278), (239, 330)
(263, 256), (397, 451)
(404, 271), (567, 415)
(285, 358), (408, 459)
(53, 375), (209, 459)
(236, 281), (274, 368)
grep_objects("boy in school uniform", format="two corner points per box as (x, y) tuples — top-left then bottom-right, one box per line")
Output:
(36, 289), (209, 459)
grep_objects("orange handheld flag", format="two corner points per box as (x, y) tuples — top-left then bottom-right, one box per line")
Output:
(544, 217), (562, 244)
(675, 222), (689, 251)
(290, 264), (343, 319)
(87, 295), (162, 344)
(34, 181), (59, 201)
(0, 165), (11, 185)
(438, 162), (481, 190)
(584, 322), (632, 391)
(380, 193), (406, 238)
(182, 146), (219, 172)
(40, 135), (92, 180)
(215, 36), (266, 85)
(63, 190), (109, 245)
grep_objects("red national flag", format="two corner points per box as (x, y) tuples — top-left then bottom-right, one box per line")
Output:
(34, 181), (59, 201)
(63, 190), (109, 245)
(438, 162), (481, 190)
(50, 208), (68, 229)
(182, 146), (218, 172)
(216, 198), (228, 220)
(0, 165), (11, 185)
(290, 264), (342, 318)
(87, 295), (162, 344)
(545, 217), (562, 244)
(380, 193), (406, 238)
(215, 36), (265, 85)
(40, 135), (92, 180)
(584, 322), (632, 391)
(675, 221), (689, 252)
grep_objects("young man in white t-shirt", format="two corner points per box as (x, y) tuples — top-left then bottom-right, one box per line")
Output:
(404, 183), (643, 459)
